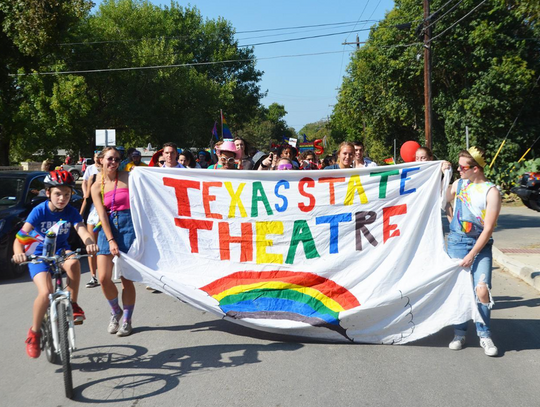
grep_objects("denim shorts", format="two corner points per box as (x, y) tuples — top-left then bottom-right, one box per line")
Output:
(97, 210), (135, 255)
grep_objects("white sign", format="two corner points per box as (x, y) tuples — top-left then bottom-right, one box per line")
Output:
(96, 129), (116, 146)
(117, 162), (481, 344)
(288, 137), (297, 148)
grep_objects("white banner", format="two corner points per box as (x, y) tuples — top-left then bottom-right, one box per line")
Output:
(117, 162), (481, 344)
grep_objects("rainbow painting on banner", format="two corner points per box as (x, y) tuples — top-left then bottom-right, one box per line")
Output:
(200, 270), (361, 340)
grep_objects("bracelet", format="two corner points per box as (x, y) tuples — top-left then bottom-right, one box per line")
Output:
(261, 163), (268, 168)
(108, 237), (115, 242)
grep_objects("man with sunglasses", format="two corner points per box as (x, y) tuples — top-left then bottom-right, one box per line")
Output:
(445, 146), (501, 357)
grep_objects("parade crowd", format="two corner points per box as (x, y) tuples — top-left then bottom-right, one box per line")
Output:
(13, 137), (502, 359)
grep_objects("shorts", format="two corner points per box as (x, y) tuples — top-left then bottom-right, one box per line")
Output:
(97, 209), (135, 255)
(87, 205), (99, 226)
(28, 246), (71, 279)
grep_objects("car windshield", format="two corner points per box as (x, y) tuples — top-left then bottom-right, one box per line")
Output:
(0, 177), (25, 208)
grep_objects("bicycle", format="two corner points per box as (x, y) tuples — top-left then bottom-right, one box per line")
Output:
(20, 248), (91, 399)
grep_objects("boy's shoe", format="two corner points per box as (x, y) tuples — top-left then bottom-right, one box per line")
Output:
(71, 302), (86, 325)
(86, 276), (100, 288)
(480, 337), (498, 357)
(108, 310), (123, 334)
(449, 335), (466, 350)
(117, 321), (133, 337)
(25, 328), (41, 358)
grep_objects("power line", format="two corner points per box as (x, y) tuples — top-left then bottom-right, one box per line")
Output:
(237, 20), (378, 34)
(57, 20), (379, 46)
(425, 0), (465, 31)
(428, 0), (489, 43)
(238, 28), (374, 47)
(9, 50), (351, 76)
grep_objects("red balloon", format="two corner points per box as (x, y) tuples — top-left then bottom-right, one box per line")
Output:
(400, 141), (421, 163)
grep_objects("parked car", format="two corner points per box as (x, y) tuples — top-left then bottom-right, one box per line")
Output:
(511, 172), (540, 212)
(61, 158), (94, 181)
(0, 171), (83, 279)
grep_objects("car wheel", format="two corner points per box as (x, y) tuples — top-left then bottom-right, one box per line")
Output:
(70, 170), (80, 182)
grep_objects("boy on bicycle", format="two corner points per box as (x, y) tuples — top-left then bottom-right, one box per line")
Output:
(12, 170), (98, 359)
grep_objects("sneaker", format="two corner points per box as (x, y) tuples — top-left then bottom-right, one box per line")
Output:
(86, 276), (100, 288)
(480, 337), (498, 357)
(71, 302), (86, 325)
(449, 335), (466, 350)
(25, 328), (41, 358)
(117, 321), (133, 337)
(108, 310), (123, 334)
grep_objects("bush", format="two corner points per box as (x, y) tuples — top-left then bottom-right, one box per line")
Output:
(485, 158), (540, 193)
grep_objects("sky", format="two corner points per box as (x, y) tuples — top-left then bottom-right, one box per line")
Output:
(92, 0), (396, 132)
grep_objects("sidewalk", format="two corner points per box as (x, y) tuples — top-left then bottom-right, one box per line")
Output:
(492, 204), (540, 291)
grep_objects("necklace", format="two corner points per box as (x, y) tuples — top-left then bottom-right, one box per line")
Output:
(101, 171), (119, 212)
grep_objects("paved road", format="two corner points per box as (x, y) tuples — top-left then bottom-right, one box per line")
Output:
(1, 258), (539, 406)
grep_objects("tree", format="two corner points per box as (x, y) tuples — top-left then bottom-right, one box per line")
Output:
(70, 0), (264, 150)
(331, 0), (540, 165)
(0, 0), (92, 164)
(237, 103), (297, 150)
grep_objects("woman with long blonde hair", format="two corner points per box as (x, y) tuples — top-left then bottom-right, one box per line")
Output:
(91, 147), (136, 337)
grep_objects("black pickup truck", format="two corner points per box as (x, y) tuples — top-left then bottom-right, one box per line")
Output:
(511, 172), (540, 212)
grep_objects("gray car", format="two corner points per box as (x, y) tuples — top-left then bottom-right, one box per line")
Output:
(61, 158), (94, 181)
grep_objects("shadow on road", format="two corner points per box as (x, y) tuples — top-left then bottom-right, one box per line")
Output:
(492, 318), (540, 353)
(492, 295), (540, 309)
(497, 213), (540, 230)
(70, 341), (303, 403)
(134, 318), (342, 344)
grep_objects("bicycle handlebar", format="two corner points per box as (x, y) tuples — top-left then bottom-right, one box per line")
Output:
(17, 249), (93, 266)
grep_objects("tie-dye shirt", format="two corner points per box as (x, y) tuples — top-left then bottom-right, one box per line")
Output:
(450, 179), (496, 237)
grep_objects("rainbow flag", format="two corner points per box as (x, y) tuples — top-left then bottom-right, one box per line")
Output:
(93, 221), (102, 233)
(211, 121), (219, 140)
(384, 157), (395, 165)
(16, 230), (43, 254)
(221, 111), (233, 139)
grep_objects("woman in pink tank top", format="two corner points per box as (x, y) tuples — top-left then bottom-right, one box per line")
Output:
(91, 147), (136, 337)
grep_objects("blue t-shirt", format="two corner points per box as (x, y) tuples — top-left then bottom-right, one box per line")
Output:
(26, 201), (83, 254)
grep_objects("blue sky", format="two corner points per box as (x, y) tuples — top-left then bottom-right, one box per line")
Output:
(93, 1), (396, 132)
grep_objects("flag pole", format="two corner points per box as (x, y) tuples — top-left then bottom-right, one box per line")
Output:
(220, 109), (223, 139)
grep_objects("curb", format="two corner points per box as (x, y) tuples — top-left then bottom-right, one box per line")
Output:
(493, 245), (540, 292)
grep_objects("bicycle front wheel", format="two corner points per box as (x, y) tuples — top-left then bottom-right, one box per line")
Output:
(41, 308), (58, 364)
(58, 302), (74, 399)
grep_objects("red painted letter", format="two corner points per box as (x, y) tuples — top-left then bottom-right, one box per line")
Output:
(219, 222), (253, 262)
(163, 178), (200, 217)
(174, 218), (213, 253)
(383, 204), (407, 243)
(298, 177), (316, 212)
(319, 177), (345, 205)
(202, 181), (223, 219)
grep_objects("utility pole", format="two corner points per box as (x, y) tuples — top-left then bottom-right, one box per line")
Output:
(424, 0), (433, 150)
(342, 35), (365, 48)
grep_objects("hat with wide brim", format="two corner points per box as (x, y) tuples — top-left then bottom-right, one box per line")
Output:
(216, 140), (242, 159)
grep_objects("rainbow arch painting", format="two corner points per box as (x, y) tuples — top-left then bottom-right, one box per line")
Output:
(200, 271), (361, 340)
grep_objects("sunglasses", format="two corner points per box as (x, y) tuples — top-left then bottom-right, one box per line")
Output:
(159, 160), (165, 165)
(458, 165), (475, 172)
(277, 163), (293, 170)
(106, 157), (121, 163)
